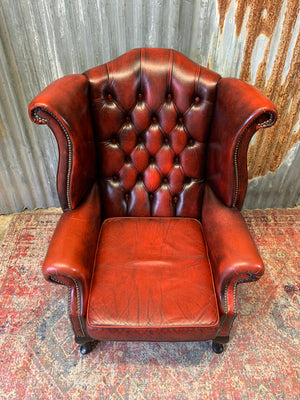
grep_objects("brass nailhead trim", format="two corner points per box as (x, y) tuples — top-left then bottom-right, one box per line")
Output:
(50, 276), (85, 337)
(32, 108), (72, 210)
(232, 112), (275, 207)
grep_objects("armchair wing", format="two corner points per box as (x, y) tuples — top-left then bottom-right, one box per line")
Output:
(28, 75), (97, 211)
(203, 78), (277, 341)
(29, 75), (101, 342)
(206, 78), (277, 209)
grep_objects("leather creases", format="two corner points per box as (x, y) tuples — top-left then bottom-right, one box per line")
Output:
(84, 48), (221, 218)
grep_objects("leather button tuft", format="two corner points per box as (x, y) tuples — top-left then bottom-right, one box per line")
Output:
(173, 195), (178, 203)
(195, 96), (200, 102)
(111, 136), (117, 144)
(178, 117), (183, 124)
(149, 193), (154, 200)
(162, 177), (168, 183)
(107, 94), (113, 100)
(125, 115), (131, 122)
(112, 175), (118, 182)
(174, 156), (179, 163)
(188, 138), (194, 145)
(149, 156), (155, 163)
(138, 93), (143, 99)
(185, 177), (191, 184)
(125, 155), (131, 163)
(164, 136), (169, 144)
(137, 136), (143, 144)
(138, 174), (143, 181)
(167, 93), (172, 100)
(152, 116), (157, 122)
(124, 193), (129, 200)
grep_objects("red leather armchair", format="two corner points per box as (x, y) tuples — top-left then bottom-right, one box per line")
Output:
(29, 48), (277, 355)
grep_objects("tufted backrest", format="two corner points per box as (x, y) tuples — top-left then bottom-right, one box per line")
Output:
(84, 48), (221, 219)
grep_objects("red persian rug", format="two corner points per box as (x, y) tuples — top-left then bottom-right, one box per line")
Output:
(0, 209), (299, 399)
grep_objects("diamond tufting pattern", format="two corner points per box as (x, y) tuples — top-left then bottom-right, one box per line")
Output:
(84, 48), (221, 218)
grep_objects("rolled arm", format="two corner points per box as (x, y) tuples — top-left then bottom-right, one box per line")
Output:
(43, 182), (101, 336)
(202, 183), (264, 337)
(28, 75), (97, 211)
(206, 78), (277, 209)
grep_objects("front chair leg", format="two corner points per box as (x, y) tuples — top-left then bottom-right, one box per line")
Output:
(75, 336), (98, 355)
(212, 341), (224, 354)
(80, 340), (98, 355)
(212, 335), (229, 354)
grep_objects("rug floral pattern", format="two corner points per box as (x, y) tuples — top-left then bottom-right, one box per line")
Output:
(0, 209), (299, 399)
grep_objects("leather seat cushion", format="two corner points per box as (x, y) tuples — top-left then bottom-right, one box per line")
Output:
(87, 217), (220, 341)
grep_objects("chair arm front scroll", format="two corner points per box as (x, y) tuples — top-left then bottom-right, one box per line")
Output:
(202, 184), (264, 339)
(206, 78), (277, 209)
(28, 75), (97, 211)
(43, 182), (101, 339)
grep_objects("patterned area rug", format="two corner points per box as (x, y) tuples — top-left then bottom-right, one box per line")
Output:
(0, 209), (299, 399)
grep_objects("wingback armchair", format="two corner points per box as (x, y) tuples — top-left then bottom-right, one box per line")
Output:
(29, 48), (277, 355)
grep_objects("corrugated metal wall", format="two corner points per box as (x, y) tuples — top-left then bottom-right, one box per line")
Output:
(0, 0), (299, 214)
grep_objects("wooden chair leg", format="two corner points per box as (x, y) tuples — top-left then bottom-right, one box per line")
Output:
(212, 335), (229, 354)
(80, 340), (98, 355)
(212, 341), (224, 354)
(75, 335), (98, 355)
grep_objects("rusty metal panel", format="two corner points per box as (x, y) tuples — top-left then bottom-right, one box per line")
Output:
(0, 0), (299, 213)
(210, 0), (300, 207)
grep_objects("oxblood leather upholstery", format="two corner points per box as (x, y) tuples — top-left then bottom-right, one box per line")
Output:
(28, 48), (277, 352)
(88, 217), (219, 341)
(84, 48), (221, 219)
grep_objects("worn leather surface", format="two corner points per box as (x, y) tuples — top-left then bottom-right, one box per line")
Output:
(206, 78), (277, 209)
(87, 217), (220, 341)
(28, 48), (277, 343)
(84, 48), (221, 219)
(202, 183), (264, 311)
(28, 74), (97, 211)
(43, 182), (101, 316)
